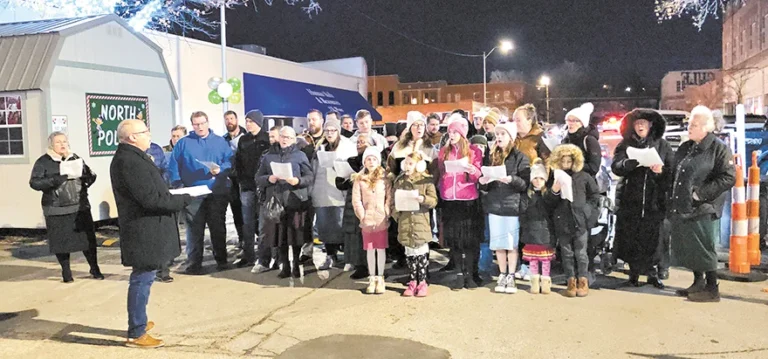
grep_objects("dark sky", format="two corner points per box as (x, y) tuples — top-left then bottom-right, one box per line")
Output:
(222, 0), (722, 87)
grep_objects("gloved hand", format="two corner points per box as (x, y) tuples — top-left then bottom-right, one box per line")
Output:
(624, 159), (639, 170)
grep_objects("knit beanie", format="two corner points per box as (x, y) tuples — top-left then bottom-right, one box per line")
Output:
(469, 134), (488, 147)
(565, 102), (595, 129)
(447, 117), (469, 138)
(324, 118), (341, 131)
(406, 111), (426, 132)
(495, 122), (517, 139)
(245, 110), (264, 128)
(483, 107), (503, 126)
(362, 146), (381, 165)
(530, 158), (548, 181)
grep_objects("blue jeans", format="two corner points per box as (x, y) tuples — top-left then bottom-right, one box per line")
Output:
(240, 190), (258, 264)
(479, 215), (493, 273)
(128, 269), (156, 338)
(184, 194), (229, 268)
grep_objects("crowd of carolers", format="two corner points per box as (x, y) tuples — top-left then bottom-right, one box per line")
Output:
(30, 102), (735, 320)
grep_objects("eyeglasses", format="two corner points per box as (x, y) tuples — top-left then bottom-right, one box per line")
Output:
(133, 130), (150, 135)
(191, 121), (208, 127)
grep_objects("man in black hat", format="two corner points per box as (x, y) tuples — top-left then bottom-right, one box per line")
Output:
(235, 110), (273, 270)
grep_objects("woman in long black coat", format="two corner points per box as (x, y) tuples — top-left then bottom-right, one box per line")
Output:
(611, 109), (674, 288)
(29, 132), (102, 283)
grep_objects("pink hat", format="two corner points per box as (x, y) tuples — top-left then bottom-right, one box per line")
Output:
(447, 117), (469, 138)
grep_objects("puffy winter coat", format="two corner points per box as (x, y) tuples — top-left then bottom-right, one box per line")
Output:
(255, 144), (314, 209)
(392, 172), (438, 248)
(235, 130), (271, 191)
(516, 123), (551, 163)
(29, 150), (96, 216)
(546, 144), (601, 237)
(386, 139), (436, 178)
(352, 170), (393, 233)
(481, 147), (530, 216)
(437, 144), (483, 201)
(612, 109), (675, 216)
(562, 127), (602, 178)
(521, 189), (558, 246)
(668, 132), (735, 220)
(312, 137), (356, 208)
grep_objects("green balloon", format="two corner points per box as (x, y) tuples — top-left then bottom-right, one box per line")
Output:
(208, 90), (222, 104)
(227, 78), (242, 93)
(229, 92), (242, 104)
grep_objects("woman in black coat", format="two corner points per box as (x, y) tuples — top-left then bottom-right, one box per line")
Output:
(669, 106), (735, 302)
(335, 135), (370, 279)
(256, 127), (314, 279)
(562, 103), (602, 178)
(29, 132), (101, 282)
(611, 109), (675, 289)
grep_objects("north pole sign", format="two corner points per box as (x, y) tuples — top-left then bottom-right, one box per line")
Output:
(86, 93), (149, 156)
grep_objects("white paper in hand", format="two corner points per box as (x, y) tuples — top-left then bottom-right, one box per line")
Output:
(554, 169), (574, 202)
(170, 185), (211, 197)
(395, 190), (420, 211)
(333, 160), (355, 179)
(444, 157), (469, 174)
(481, 166), (507, 182)
(317, 150), (337, 168)
(195, 159), (220, 171)
(59, 158), (84, 179)
(626, 147), (664, 167)
(270, 162), (293, 180)
(542, 136), (561, 152)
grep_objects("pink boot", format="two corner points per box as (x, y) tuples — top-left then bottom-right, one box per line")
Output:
(402, 281), (417, 297)
(415, 281), (428, 297)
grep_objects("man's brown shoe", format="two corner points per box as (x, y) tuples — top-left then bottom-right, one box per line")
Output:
(126, 333), (164, 348)
(563, 277), (577, 298)
(576, 277), (589, 297)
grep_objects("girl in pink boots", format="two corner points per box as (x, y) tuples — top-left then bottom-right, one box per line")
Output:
(392, 152), (438, 297)
(521, 159), (557, 294)
(352, 147), (393, 295)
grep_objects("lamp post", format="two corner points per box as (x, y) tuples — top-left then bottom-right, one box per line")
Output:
(538, 75), (551, 123)
(483, 40), (514, 105)
(220, 1), (228, 113)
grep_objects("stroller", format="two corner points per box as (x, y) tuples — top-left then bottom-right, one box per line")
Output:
(587, 165), (618, 276)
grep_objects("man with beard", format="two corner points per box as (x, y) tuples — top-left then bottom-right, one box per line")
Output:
(224, 111), (246, 252)
(340, 114), (355, 138)
(426, 112), (442, 147)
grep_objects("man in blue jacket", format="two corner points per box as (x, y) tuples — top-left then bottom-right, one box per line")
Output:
(168, 111), (233, 274)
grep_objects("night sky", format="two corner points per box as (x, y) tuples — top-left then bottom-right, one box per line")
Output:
(222, 0), (722, 87)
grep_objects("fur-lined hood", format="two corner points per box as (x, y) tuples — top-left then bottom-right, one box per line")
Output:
(620, 109), (666, 141)
(46, 148), (75, 162)
(547, 144), (584, 172)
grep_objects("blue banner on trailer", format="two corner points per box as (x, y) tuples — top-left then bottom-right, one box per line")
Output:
(243, 73), (382, 120)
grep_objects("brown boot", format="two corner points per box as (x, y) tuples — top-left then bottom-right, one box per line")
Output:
(563, 277), (577, 297)
(576, 277), (589, 297)
(125, 333), (164, 348)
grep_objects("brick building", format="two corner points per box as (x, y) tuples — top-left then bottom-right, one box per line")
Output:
(722, 0), (768, 114)
(367, 75), (526, 123)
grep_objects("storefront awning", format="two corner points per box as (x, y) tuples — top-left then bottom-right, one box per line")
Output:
(243, 73), (381, 120)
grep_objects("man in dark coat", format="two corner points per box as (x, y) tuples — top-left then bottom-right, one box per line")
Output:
(611, 109), (675, 289)
(224, 111), (247, 251)
(111, 119), (191, 348)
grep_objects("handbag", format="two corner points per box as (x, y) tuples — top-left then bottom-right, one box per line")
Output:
(282, 187), (310, 211)
(264, 195), (285, 222)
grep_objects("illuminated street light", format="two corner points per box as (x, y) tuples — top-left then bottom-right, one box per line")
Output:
(483, 40), (514, 105)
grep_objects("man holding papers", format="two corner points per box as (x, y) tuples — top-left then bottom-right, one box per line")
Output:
(110, 119), (192, 348)
(168, 111), (234, 274)
(611, 109), (675, 289)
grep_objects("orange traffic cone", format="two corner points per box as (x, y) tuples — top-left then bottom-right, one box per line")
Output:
(747, 152), (762, 266)
(730, 155), (750, 274)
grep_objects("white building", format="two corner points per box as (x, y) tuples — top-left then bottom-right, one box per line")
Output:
(0, 15), (177, 228)
(660, 69), (720, 111)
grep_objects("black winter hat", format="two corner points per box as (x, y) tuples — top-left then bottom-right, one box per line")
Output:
(245, 110), (265, 128)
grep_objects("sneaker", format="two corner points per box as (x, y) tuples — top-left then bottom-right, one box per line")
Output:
(343, 263), (354, 272)
(494, 274), (508, 293)
(403, 281), (417, 297)
(319, 255), (334, 270)
(125, 333), (164, 349)
(365, 276), (376, 294)
(415, 281), (429, 297)
(514, 266), (530, 281)
(504, 274), (518, 294)
(375, 276), (386, 294)
(250, 263), (270, 274)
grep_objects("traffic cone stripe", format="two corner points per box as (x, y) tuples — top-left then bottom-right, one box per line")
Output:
(729, 157), (750, 274)
(746, 152), (762, 266)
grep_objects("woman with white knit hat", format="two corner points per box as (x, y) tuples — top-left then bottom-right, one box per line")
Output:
(387, 111), (437, 177)
(562, 102), (602, 177)
(479, 122), (530, 293)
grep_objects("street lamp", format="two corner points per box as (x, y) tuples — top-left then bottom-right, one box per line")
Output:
(538, 75), (551, 123)
(483, 40), (514, 105)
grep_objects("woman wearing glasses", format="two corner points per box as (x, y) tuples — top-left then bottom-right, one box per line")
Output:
(561, 103), (602, 178)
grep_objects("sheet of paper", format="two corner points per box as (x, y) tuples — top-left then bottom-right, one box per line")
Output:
(170, 185), (211, 197)
(481, 166), (507, 182)
(59, 158), (83, 179)
(317, 150), (337, 168)
(395, 189), (420, 212)
(444, 157), (469, 174)
(554, 169), (574, 202)
(542, 135), (561, 152)
(333, 160), (355, 179)
(270, 162), (294, 180)
(195, 159), (220, 171)
(626, 147), (664, 167)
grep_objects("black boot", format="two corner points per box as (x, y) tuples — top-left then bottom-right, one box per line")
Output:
(84, 248), (104, 280)
(626, 267), (640, 287)
(646, 267), (664, 289)
(277, 246), (291, 278)
(291, 245), (302, 278)
(350, 265), (369, 280)
(688, 284), (720, 302)
(56, 253), (74, 283)
(464, 251), (478, 289)
(676, 271), (705, 297)
(658, 266), (669, 280)
(451, 252), (465, 291)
